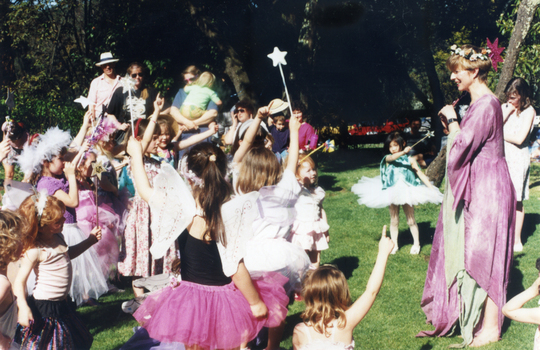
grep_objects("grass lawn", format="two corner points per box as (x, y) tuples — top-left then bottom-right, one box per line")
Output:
(84, 147), (540, 349)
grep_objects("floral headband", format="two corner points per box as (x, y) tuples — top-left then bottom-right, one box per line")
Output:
(450, 45), (491, 62)
(180, 156), (204, 187)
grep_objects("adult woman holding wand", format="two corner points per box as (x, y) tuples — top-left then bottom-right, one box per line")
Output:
(418, 44), (516, 347)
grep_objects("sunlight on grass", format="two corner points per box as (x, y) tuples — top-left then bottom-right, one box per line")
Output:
(88, 150), (540, 349)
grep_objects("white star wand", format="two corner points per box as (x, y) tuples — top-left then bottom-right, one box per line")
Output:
(410, 131), (435, 149)
(267, 47), (295, 117)
(121, 75), (137, 137)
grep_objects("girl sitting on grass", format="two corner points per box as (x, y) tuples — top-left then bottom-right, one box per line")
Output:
(293, 226), (394, 350)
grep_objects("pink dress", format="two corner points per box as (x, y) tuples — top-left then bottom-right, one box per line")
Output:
(118, 158), (177, 277)
(418, 94), (515, 344)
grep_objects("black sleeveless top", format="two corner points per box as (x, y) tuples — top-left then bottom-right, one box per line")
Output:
(178, 229), (232, 286)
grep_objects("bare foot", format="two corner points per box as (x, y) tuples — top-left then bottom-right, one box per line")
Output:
(469, 328), (499, 347)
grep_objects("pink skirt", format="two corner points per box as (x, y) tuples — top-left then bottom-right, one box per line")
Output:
(133, 275), (288, 349)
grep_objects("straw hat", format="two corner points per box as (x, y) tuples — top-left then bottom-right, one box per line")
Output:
(95, 52), (119, 67)
(157, 115), (180, 135)
(268, 99), (289, 115)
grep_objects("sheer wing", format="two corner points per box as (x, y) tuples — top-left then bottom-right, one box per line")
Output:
(149, 163), (196, 259)
(218, 192), (260, 277)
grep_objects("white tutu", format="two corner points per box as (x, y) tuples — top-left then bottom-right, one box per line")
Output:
(352, 176), (443, 208)
(62, 223), (108, 305)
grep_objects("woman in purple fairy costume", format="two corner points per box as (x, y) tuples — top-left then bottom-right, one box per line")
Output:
(418, 44), (516, 347)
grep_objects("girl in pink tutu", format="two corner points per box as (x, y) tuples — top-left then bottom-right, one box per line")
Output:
(293, 226), (394, 350)
(127, 138), (287, 350)
(290, 156), (329, 269)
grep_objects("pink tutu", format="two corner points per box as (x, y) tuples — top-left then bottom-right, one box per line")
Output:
(134, 275), (289, 349)
(76, 190), (120, 279)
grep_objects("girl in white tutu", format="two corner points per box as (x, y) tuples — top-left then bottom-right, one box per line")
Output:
(18, 127), (108, 305)
(290, 155), (329, 269)
(292, 226), (394, 350)
(351, 131), (442, 254)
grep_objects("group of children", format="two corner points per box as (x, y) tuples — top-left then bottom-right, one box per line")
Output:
(0, 78), (403, 350)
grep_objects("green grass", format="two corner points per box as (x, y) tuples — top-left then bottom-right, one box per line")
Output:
(86, 148), (540, 349)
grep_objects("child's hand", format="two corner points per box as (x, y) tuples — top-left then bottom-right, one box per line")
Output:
(80, 140), (90, 154)
(126, 137), (143, 158)
(325, 232), (330, 243)
(0, 139), (11, 163)
(18, 305), (33, 328)
(289, 114), (301, 133)
(183, 120), (198, 131)
(530, 276), (540, 295)
(403, 146), (412, 154)
(154, 93), (164, 112)
(379, 225), (394, 256)
(84, 109), (94, 125)
(64, 161), (76, 177)
(90, 226), (102, 243)
(256, 107), (270, 121)
(250, 300), (268, 319)
(208, 121), (219, 134)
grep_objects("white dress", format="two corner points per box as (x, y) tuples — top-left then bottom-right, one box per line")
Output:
(290, 186), (329, 251)
(504, 105), (536, 201)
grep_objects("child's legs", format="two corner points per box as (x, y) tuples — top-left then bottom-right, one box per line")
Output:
(132, 276), (144, 297)
(180, 105), (204, 120)
(307, 250), (320, 269)
(515, 201), (524, 246)
(402, 204), (420, 247)
(268, 322), (286, 350)
(389, 204), (400, 246)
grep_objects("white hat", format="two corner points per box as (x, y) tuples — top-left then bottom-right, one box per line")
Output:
(95, 52), (119, 67)
(268, 98), (288, 115)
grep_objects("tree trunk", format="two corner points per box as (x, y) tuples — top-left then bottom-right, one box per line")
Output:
(186, 2), (255, 103)
(426, 144), (446, 187)
(495, 0), (540, 100)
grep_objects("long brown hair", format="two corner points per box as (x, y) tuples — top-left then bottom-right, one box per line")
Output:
(301, 265), (351, 336)
(186, 143), (232, 245)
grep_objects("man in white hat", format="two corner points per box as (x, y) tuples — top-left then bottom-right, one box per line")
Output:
(88, 52), (122, 121)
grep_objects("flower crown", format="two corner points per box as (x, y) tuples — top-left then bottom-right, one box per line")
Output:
(450, 45), (491, 62)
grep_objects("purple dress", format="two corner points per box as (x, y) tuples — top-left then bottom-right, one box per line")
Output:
(418, 94), (516, 341)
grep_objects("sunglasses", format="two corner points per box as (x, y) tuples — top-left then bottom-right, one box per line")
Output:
(237, 109), (247, 113)
(184, 76), (198, 83)
(131, 73), (143, 78)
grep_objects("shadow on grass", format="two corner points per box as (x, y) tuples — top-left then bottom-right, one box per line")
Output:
(318, 174), (341, 192)
(392, 221), (434, 248)
(522, 213), (540, 245)
(502, 259), (525, 335)
(328, 256), (360, 279)
(419, 342), (433, 350)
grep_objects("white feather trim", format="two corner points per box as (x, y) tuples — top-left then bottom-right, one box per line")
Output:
(34, 189), (48, 219)
(17, 127), (72, 176)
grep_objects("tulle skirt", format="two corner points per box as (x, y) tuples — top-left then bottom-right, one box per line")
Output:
(76, 190), (121, 279)
(244, 238), (311, 294)
(62, 224), (108, 305)
(351, 176), (443, 208)
(133, 275), (289, 349)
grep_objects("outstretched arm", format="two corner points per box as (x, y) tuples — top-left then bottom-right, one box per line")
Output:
(233, 107), (268, 164)
(345, 226), (394, 328)
(71, 110), (92, 147)
(503, 276), (540, 325)
(126, 137), (153, 202)
(69, 226), (101, 260)
(141, 94), (164, 152)
(176, 122), (218, 152)
(409, 157), (433, 189)
(286, 113), (300, 174)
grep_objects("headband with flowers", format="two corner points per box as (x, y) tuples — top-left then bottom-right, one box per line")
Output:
(450, 45), (491, 62)
(180, 156), (204, 188)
